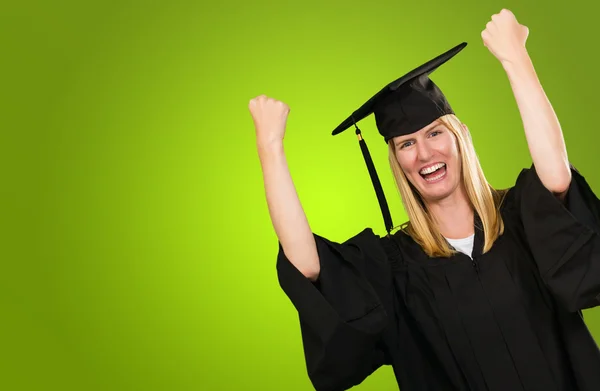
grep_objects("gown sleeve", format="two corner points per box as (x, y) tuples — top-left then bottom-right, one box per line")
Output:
(275, 228), (390, 391)
(511, 164), (600, 312)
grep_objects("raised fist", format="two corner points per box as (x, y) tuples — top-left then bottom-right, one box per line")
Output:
(481, 9), (529, 65)
(249, 95), (290, 147)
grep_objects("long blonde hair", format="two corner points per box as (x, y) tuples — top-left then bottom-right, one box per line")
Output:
(388, 114), (508, 258)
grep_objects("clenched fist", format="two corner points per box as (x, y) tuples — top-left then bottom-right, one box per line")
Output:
(481, 9), (529, 65)
(249, 95), (290, 148)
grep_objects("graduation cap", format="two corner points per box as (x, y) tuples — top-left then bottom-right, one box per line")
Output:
(332, 42), (467, 235)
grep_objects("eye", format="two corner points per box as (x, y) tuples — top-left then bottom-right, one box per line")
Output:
(398, 140), (414, 149)
(429, 129), (442, 137)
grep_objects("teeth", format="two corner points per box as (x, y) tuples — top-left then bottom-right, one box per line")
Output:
(424, 170), (446, 182)
(420, 163), (445, 175)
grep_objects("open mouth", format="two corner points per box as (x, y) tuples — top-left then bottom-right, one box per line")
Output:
(419, 163), (447, 183)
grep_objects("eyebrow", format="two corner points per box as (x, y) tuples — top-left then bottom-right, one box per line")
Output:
(394, 124), (444, 147)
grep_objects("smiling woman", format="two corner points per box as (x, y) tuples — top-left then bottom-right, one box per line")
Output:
(393, 120), (460, 198)
(388, 112), (507, 257)
(251, 9), (600, 391)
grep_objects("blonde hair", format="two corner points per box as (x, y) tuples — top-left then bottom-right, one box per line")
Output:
(388, 114), (508, 258)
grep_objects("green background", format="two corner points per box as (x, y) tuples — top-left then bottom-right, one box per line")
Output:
(2, 0), (599, 390)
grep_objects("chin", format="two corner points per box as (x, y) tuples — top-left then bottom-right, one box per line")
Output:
(423, 190), (454, 202)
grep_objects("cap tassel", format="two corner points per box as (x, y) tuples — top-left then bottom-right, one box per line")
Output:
(353, 121), (394, 235)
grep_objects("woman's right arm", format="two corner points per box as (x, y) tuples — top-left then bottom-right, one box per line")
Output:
(251, 96), (391, 391)
(249, 95), (320, 281)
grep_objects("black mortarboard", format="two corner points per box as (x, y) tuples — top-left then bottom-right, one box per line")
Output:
(332, 42), (467, 235)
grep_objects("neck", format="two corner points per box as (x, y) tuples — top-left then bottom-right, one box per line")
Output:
(425, 184), (474, 239)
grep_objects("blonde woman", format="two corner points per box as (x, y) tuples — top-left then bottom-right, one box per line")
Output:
(250, 9), (600, 391)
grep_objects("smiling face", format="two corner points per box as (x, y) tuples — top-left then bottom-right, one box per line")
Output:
(392, 119), (463, 203)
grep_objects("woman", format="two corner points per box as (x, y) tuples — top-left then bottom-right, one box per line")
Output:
(250, 9), (600, 391)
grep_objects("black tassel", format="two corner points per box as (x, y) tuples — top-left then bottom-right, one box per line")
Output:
(353, 123), (394, 235)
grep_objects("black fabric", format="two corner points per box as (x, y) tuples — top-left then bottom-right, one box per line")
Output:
(357, 131), (394, 234)
(331, 42), (466, 142)
(374, 74), (453, 143)
(276, 166), (600, 391)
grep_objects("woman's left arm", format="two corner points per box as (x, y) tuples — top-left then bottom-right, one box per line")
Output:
(487, 12), (600, 313)
(482, 9), (571, 200)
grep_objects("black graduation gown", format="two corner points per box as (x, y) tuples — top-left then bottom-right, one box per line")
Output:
(276, 165), (600, 391)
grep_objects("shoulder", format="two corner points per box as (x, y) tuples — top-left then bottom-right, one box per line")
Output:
(496, 165), (538, 212)
(378, 227), (427, 267)
(322, 227), (387, 262)
(332, 227), (409, 267)
(338, 227), (382, 249)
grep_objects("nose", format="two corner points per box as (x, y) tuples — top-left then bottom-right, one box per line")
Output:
(416, 140), (433, 162)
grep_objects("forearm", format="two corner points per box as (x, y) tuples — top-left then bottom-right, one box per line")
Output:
(258, 142), (320, 281)
(502, 51), (571, 193)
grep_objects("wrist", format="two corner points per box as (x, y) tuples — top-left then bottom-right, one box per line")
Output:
(257, 139), (285, 158)
(501, 48), (533, 73)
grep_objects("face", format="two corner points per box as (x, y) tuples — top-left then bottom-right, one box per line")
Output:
(393, 119), (463, 203)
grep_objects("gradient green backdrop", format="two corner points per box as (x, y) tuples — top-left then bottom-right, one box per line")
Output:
(2, 1), (599, 390)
